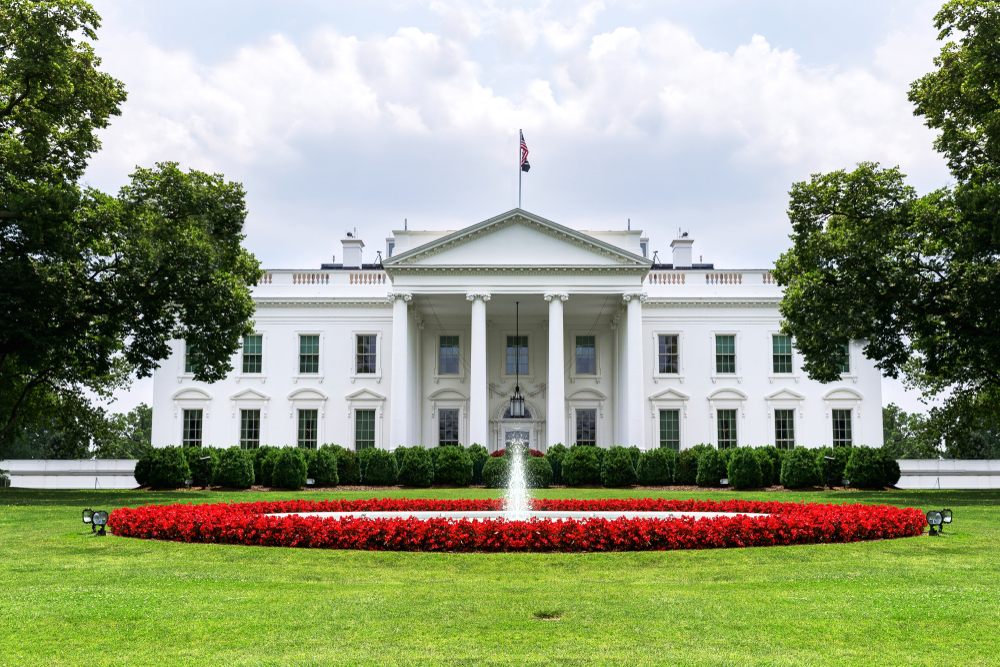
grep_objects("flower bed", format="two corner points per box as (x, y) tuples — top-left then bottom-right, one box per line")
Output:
(108, 498), (926, 552)
(490, 448), (545, 458)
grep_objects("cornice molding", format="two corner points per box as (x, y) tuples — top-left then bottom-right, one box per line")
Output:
(386, 264), (651, 277)
(254, 297), (392, 309)
(643, 297), (782, 309)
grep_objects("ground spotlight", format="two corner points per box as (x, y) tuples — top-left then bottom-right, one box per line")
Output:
(926, 510), (943, 536)
(940, 508), (953, 532)
(92, 510), (109, 536)
(82, 508), (94, 532)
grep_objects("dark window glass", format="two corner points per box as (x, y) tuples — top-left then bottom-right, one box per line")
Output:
(837, 344), (851, 374)
(355, 410), (375, 450)
(439, 336), (460, 375)
(356, 335), (377, 374)
(575, 409), (596, 447)
(297, 409), (318, 449)
(774, 409), (794, 450)
(716, 335), (736, 374)
(182, 409), (203, 447)
(659, 410), (680, 450)
(772, 335), (793, 374)
(299, 335), (319, 374)
(576, 336), (596, 374)
(240, 409), (260, 449)
(439, 409), (459, 446)
(717, 409), (737, 449)
(506, 335), (528, 374)
(658, 335), (679, 373)
(184, 342), (200, 374)
(833, 409), (853, 447)
(242, 335), (262, 374)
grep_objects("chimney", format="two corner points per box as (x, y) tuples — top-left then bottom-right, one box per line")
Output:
(670, 234), (694, 268)
(342, 233), (364, 269)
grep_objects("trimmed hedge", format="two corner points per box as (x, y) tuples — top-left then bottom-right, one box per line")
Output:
(251, 446), (279, 487)
(182, 446), (219, 485)
(149, 446), (191, 489)
(134, 448), (155, 487)
(601, 446), (638, 488)
(466, 444), (489, 464)
(483, 457), (509, 489)
(323, 445), (359, 485)
(398, 447), (434, 488)
(272, 449), (307, 490)
(780, 448), (822, 489)
(844, 446), (900, 489)
(727, 448), (763, 490)
(545, 443), (568, 464)
(525, 457), (553, 488)
(814, 446), (851, 487)
(674, 448), (701, 485)
(261, 449), (281, 488)
(637, 448), (676, 485)
(757, 447), (785, 487)
(696, 448), (729, 487)
(434, 446), (473, 486)
(310, 447), (340, 487)
(753, 448), (775, 487)
(214, 447), (255, 489)
(362, 449), (399, 486)
(562, 445), (602, 486)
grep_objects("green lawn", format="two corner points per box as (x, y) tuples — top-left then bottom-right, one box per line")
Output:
(1, 488), (997, 666)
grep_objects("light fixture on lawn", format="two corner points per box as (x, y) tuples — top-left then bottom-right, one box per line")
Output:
(940, 508), (953, 532)
(92, 510), (109, 536)
(82, 508), (94, 532)
(509, 301), (525, 419)
(926, 510), (943, 536)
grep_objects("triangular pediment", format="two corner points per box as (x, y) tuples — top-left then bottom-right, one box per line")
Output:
(765, 389), (805, 401)
(650, 388), (690, 402)
(345, 388), (386, 402)
(230, 388), (270, 401)
(384, 210), (651, 272)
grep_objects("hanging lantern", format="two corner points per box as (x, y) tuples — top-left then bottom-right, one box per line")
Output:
(510, 384), (525, 418)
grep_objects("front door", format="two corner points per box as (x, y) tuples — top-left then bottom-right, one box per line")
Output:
(505, 429), (530, 449)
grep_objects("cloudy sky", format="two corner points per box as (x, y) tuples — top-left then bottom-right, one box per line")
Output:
(86, 0), (952, 415)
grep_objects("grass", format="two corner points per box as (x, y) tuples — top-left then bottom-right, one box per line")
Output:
(1, 487), (998, 666)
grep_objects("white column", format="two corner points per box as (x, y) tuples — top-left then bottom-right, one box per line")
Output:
(544, 293), (568, 447)
(467, 292), (491, 447)
(624, 292), (646, 449)
(389, 292), (411, 450)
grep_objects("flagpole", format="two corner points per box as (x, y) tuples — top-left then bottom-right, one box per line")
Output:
(518, 128), (522, 209)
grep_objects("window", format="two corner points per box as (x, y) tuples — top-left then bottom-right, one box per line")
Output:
(832, 409), (853, 447)
(575, 336), (596, 374)
(717, 409), (737, 449)
(774, 409), (795, 450)
(575, 409), (596, 446)
(296, 409), (318, 449)
(355, 409), (375, 450)
(182, 409), (203, 447)
(299, 335), (319, 374)
(356, 334), (377, 374)
(439, 409), (459, 446)
(240, 409), (260, 449)
(658, 335), (679, 373)
(506, 336), (528, 375)
(242, 335), (262, 374)
(439, 336), (460, 375)
(837, 343), (851, 374)
(772, 335), (793, 374)
(715, 335), (736, 374)
(659, 410), (680, 450)
(184, 343), (200, 374)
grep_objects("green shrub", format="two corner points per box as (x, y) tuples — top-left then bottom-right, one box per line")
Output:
(696, 448), (729, 487)
(323, 445), (359, 485)
(272, 449), (307, 490)
(814, 446), (851, 486)
(149, 446), (191, 489)
(182, 446), (219, 485)
(310, 447), (340, 487)
(727, 448), (763, 490)
(627, 446), (642, 470)
(434, 446), (473, 486)
(483, 457), (509, 488)
(780, 448), (822, 488)
(525, 457), (553, 488)
(562, 446), (602, 486)
(466, 444), (489, 463)
(362, 449), (398, 486)
(249, 446), (278, 487)
(398, 447), (434, 487)
(260, 449), (281, 487)
(300, 448), (318, 478)
(753, 446), (784, 486)
(752, 448), (774, 487)
(880, 450), (901, 487)
(844, 446), (894, 489)
(394, 446), (414, 471)
(637, 448), (676, 485)
(134, 448), (156, 486)
(674, 448), (701, 485)
(601, 446), (638, 487)
(357, 447), (376, 480)
(214, 447), (255, 488)
(545, 443), (568, 464)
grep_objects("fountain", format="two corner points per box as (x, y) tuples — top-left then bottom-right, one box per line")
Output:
(502, 438), (532, 521)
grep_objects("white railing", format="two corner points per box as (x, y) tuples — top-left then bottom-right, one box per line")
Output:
(648, 272), (686, 285)
(350, 271), (387, 285)
(706, 272), (742, 285)
(256, 270), (388, 287)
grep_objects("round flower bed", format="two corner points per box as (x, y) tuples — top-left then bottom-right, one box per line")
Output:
(108, 498), (925, 552)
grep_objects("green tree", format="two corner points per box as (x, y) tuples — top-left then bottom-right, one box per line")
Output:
(93, 403), (152, 459)
(773, 1), (1000, 436)
(0, 1), (261, 448)
(882, 403), (942, 459)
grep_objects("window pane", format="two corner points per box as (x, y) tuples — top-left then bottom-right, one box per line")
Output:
(659, 410), (680, 450)
(837, 343), (851, 374)
(506, 336), (528, 374)
(658, 335), (679, 374)
(772, 335), (793, 374)
(439, 409), (459, 446)
(575, 409), (596, 446)
(184, 342), (199, 374)
(774, 409), (795, 450)
(297, 409), (318, 449)
(717, 409), (737, 449)
(299, 335), (320, 374)
(242, 335), (263, 374)
(832, 409), (853, 447)
(240, 409), (260, 449)
(182, 409), (203, 447)
(356, 334), (377, 374)
(355, 409), (376, 450)
(439, 336), (460, 375)
(716, 335), (736, 374)
(575, 336), (596, 374)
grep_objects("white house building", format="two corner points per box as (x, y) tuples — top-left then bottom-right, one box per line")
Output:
(150, 209), (882, 453)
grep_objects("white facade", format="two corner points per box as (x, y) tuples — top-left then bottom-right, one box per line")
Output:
(151, 209), (883, 452)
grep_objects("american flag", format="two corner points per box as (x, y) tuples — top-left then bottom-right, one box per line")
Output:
(520, 130), (530, 172)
